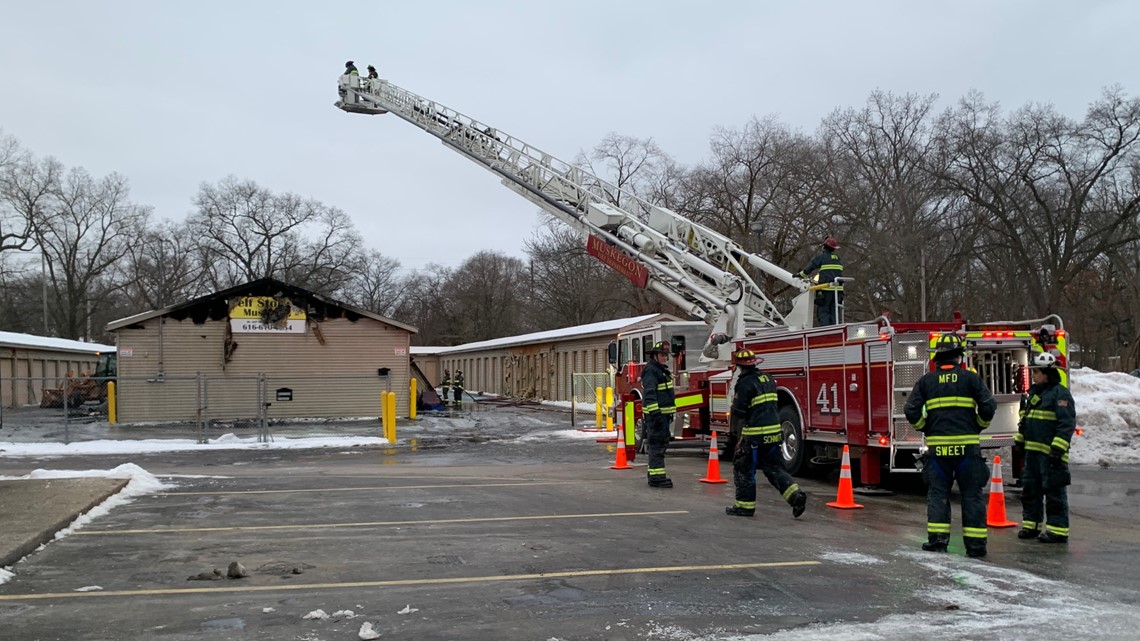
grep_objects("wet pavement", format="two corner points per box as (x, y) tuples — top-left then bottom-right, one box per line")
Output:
(0, 403), (1138, 640)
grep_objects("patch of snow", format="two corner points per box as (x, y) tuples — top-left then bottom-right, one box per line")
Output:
(397, 604), (419, 614)
(516, 429), (619, 443)
(0, 434), (386, 457)
(0, 567), (14, 585)
(262, 607), (275, 613)
(358, 621), (382, 639)
(0, 330), (115, 354)
(302, 609), (328, 620)
(1069, 368), (1140, 465)
(431, 314), (657, 354)
(819, 551), (885, 565)
(331, 609), (357, 618)
(74, 585), (103, 592)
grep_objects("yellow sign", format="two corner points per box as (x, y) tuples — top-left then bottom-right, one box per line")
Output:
(229, 296), (306, 321)
(229, 296), (306, 333)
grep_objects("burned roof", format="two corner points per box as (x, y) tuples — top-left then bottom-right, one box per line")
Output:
(105, 277), (416, 333)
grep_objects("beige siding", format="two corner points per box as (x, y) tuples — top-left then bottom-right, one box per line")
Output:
(115, 316), (411, 422)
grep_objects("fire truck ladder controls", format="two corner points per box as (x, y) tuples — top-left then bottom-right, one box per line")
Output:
(335, 75), (815, 361)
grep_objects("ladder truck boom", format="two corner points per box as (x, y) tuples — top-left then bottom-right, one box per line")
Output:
(335, 75), (814, 359)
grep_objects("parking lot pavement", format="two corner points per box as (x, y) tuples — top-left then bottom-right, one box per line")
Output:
(1, 407), (1139, 640)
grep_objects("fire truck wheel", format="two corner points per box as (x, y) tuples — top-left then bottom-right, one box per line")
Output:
(779, 405), (806, 476)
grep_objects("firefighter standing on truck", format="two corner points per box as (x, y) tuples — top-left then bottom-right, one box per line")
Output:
(642, 341), (676, 489)
(1015, 351), (1075, 543)
(904, 333), (997, 558)
(797, 236), (843, 326)
(725, 349), (807, 518)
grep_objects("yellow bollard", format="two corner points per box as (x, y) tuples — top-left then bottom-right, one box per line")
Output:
(383, 390), (392, 437)
(107, 381), (117, 424)
(409, 378), (417, 420)
(595, 386), (604, 428)
(605, 386), (615, 431)
(386, 391), (397, 443)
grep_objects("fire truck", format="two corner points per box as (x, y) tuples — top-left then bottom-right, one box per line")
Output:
(334, 74), (1070, 486)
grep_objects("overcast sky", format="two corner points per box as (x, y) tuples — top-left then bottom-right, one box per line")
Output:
(1, 1), (1136, 270)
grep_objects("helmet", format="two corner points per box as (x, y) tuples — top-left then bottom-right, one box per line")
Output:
(1029, 352), (1057, 369)
(367, 64), (376, 70)
(646, 341), (671, 356)
(732, 349), (762, 367)
(823, 236), (840, 250)
(933, 333), (965, 356)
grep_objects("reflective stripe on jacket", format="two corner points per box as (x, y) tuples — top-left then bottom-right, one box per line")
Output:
(732, 368), (781, 442)
(903, 363), (997, 450)
(641, 359), (675, 416)
(1016, 382), (1076, 461)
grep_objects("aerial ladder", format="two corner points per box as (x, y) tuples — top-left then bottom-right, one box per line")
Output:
(335, 75), (816, 362)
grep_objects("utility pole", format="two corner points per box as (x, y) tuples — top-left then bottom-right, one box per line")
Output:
(41, 247), (48, 335)
(920, 245), (927, 322)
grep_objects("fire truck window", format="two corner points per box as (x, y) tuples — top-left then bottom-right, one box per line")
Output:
(632, 338), (641, 363)
(642, 336), (654, 360)
(618, 339), (629, 365)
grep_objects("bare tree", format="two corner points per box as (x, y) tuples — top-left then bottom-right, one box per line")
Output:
(343, 249), (403, 316)
(33, 168), (152, 339)
(391, 263), (456, 345)
(446, 250), (531, 342)
(189, 176), (364, 294)
(937, 89), (1140, 317)
(525, 219), (657, 327)
(815, 91), (980, 321)
(110, 221), (205, 313)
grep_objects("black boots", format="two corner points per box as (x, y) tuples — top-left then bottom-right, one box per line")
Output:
(1038, 531), (1069, 543)
(966, 545), (987, 559)
(1017, 528), (1041, 540)
(921, 535), (950, 553)
(648, 477), (673, 489)
(790, 491), (807, 518)
(724, 506), (755, 517)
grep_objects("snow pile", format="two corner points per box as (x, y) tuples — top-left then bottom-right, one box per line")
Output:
(517, 428), (622, 443)
(0, 434), (385, 457)
(1069, 368), (1140, 466)
(358, 621), (382, 639)
(0, 567), (14, 586)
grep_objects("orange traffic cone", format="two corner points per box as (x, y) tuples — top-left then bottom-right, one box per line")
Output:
(986, 455), (1018, 528)
(826, 445), (864, 509)
(699, 431), (728, 484)
(610, 441), (632, 470)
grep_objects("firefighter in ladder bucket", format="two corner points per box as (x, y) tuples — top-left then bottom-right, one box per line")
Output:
(797, 236), (843, 326)
(1016, 351), (1076, 543)
(725, 350), (807, 518)
(904, 333), (997, 558)
(642, 341), (677, 488)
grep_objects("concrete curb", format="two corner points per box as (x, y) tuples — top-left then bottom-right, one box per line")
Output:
(0, 478), (129, 568)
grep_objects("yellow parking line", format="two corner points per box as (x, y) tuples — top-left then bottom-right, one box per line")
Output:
(77, 510), (689, 536)
(0, 560), (820, 601)
(158, 480), (607, 497)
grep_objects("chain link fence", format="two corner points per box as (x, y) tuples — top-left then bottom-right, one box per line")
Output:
(569, 372), (613, 428)
(0, 374), (391, 444)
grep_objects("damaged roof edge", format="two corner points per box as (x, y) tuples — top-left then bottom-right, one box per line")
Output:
(105, 277), (418, 334)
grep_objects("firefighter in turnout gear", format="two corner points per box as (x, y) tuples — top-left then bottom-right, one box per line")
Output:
(725, 350), (806, 517)
(452, 370), (465, 409)
(642, 341), (676, 488)
(1016, 351), (1076, 543)
(797, 236), (843, 326)
(440, 369), (451, 404)
(904, 333), (997, 558)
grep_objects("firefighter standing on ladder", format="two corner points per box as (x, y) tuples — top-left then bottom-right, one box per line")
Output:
(725, 350), (807, 518)
(904, 334), (997, 558)
(1015, 351), (1076, 543)
(642, 342), (676, 488)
